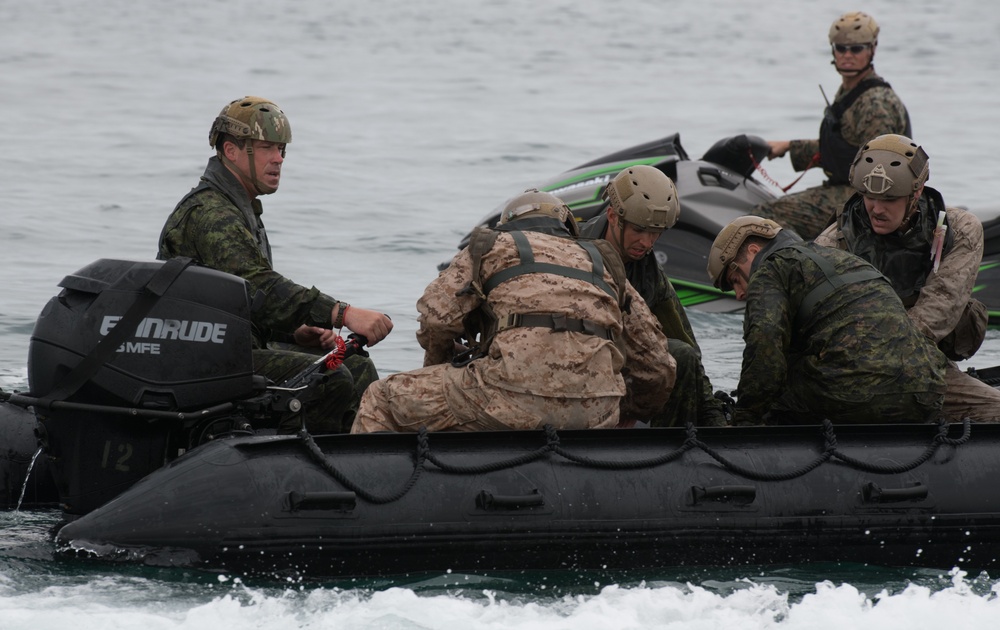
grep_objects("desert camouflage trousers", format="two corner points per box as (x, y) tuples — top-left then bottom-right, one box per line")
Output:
(351, 362), (620, 433)
(255, 348), (379, 434)
(942, 362), (1000, 423)
(751, 183), (855, 241)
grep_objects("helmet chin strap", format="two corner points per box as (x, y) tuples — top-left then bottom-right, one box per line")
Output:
(220, 146), (277, 197)
(831, 53), (875, 78)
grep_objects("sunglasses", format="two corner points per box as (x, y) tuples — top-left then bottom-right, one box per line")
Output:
(833, 43), (871, 54)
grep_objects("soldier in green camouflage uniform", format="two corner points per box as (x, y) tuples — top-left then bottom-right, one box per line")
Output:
(707, 216), (947, 425)
(158, 96), (392, 433)
(580, 165), (727, 427)
(752, 12), (910, 240)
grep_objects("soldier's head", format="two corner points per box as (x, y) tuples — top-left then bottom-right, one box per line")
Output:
(829, 11), (878, 77)
(498, 189), (579, 237)
(707, 216), (783, 300)
(602, 165), (680, 262)
(210, 96), (292, 197)
(849, 134), (929, 234)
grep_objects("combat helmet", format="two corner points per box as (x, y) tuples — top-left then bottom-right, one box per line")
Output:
(707, 216), (782, 291)
(829, 11), (880, 46)
(603, 165), (680, 230)
(209, 96), (292, 149)
(498, 188), (578, 236)
(210, 96), (291, 196)
(850, 134), (929, 200)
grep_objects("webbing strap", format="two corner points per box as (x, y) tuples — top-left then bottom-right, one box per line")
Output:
(38, 257), (194, 406)
(483, 231), (618, 300)
(790, 244), (883, 328)
(497, 313), (614, 340)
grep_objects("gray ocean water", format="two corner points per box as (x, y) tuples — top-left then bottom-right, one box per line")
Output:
(3, 0), (1000, 627)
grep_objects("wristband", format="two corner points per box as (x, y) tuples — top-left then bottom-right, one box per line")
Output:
(333, 301), (350, 329)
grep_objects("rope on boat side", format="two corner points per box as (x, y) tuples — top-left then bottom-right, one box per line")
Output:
(295, 419), (973, 503)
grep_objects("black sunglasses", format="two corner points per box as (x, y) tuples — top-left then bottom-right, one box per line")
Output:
(833, 43), (871, 54)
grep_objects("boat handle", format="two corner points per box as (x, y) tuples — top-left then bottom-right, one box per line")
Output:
(287, 490), (357, 511)
(862, 482), (927, 504)
(690, 485), (757, 505)
(476, 489), (544, 511)
(697, 166), (738, 191)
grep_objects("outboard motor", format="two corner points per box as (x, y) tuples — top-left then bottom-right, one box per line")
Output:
(28, 258), (257, 515)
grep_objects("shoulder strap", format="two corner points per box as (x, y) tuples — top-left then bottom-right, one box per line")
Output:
(830, 77), (891, 120)
(789, 243), (884, 329)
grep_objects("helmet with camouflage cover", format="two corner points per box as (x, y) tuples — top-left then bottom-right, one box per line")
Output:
(498, 188), (578, 236)
(829, 11), (879, 46)
(603, 165), (680, 230)
(849, 134), (929, 200)
(707, 216), (783, 291)
(209, 96), (292, 149)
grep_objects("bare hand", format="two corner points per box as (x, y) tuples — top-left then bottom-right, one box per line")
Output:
(767, 140), (790, 160)
(293, 325), (327, 348)
(343, 306), (394, 346)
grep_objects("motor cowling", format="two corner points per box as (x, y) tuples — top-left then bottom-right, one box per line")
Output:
(28, 258), (256, 515)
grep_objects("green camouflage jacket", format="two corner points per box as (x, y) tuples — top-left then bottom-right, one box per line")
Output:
(157, 157), (337, 346)
(736, 237), (947, 424)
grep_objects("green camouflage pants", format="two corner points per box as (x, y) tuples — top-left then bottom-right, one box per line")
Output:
(648, 338), (728, 427)
(254, 347), (380, 434)
(750, 183), (855, 240)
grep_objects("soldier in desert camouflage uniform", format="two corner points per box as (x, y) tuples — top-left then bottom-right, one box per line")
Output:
(580, 165), (727, 427)
(815, 134), (1000, 422)
(707, 216), (947, 425)
(158, 96), (392, 434)
(351, 190), (675, 433)
(752, 12), (911, 240)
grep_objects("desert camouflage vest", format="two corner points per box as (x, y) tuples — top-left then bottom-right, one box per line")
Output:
(456, 223), (629, 363)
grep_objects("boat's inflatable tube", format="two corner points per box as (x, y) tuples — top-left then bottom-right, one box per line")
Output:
(55, 421), (998, 578)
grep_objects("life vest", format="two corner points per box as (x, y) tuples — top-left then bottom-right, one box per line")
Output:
(818, 78), (912, 185)
(838, 189), (953, 306)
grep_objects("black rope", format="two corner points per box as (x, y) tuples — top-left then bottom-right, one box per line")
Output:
(297, 429), (428, 504)
(295, 419), (974, 504)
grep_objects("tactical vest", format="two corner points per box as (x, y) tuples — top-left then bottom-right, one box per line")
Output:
(818, 77), (912, 185)
(456, 224), (630, 364)
(838, 189), (953, 306)
(755, 233), (885, 330)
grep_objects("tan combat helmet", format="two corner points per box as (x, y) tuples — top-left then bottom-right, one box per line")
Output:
(849, 134), (929, 200)
(498, 188), (578, 236)
(209, 96), (292, 149)
(829, 11), (880, 46)
(603, 165), (681, 230)
(707, 216), (783, 291)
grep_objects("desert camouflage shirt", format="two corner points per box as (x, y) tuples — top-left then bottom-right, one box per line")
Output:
(157, 157), (338, 346)
(418, 228), (675, 417)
